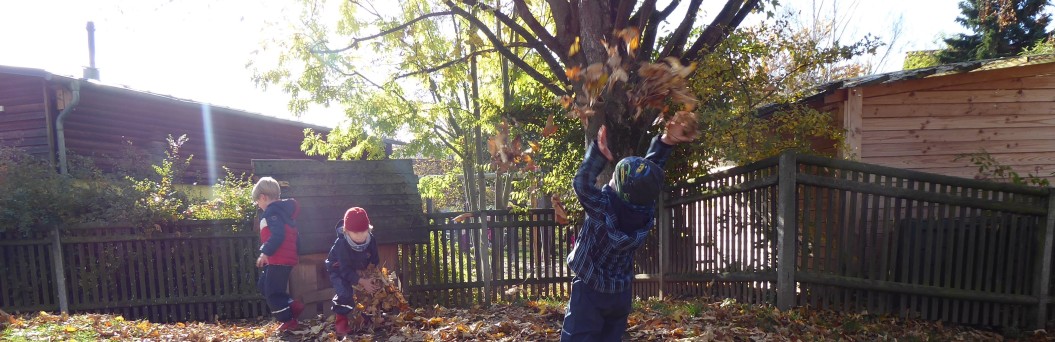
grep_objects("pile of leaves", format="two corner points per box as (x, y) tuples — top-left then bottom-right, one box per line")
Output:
(3, 297), (1053, 341)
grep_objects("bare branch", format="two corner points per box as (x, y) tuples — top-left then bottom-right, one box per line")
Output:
(639, 0), (679, 60)
(394, 43), (534, 80)
(548, 0), (578, 60)
(629, 0), (656, 30)
(312, 11), (455, 54)
(513, 0), (562, 53)
(613, 0), (635, 30)
(446, 1), (568, 96)
(659, 0), (704, 58)
(434, 126), (467, 159)
(684, 0), (760, 61)
(459, 0), (569, 84)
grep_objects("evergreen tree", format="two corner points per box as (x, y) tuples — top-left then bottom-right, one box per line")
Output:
(938, 0), (1052, 63)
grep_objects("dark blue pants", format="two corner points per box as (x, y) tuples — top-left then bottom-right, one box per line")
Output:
(331, 279), (356, 315)
(258, 265), (294, 322)
(560, 277), (632, 341)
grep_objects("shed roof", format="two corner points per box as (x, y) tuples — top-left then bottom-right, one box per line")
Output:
(0, 65), (329, 131)
(758, 54), (1055, 116)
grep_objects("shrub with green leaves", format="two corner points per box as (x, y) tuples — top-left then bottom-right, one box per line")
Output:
(0, 135), (256, 234)
(186, 167), (256, 226)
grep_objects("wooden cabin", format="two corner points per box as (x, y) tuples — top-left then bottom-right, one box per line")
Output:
(0, 65), (330, 183)
(801, 55), (1055, 183)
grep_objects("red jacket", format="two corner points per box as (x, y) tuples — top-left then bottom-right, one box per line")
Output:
(259, 199), (300, 266)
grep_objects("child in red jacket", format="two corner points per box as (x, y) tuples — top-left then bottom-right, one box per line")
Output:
(252, 176), (304, 332)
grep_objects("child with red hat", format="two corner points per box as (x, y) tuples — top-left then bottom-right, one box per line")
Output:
(325, 207), (380, 337)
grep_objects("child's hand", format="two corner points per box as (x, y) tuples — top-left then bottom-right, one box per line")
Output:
(358, 278), (377, 293)
(597, 125), (614, 161)
(256, 253), (269, 268)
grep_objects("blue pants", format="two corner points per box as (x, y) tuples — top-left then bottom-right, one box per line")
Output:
(258, 265), (294, 322)
(331, 279), (357, 315)
(560, 277), (632, 341)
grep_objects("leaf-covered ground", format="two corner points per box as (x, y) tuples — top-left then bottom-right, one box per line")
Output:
(4, 297), (1054, 341)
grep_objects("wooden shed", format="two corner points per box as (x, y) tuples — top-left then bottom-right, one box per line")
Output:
(800, 55), (1055, 182)
(0, 65), (330, 182)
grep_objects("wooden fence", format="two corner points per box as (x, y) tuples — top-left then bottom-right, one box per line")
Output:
(666, 152), (1055, 329)
(4, 152), (1054, 330)
(397, 210), (573, 307)
(0, 220), (267, 322)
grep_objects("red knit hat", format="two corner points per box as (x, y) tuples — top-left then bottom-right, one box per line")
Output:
(343, 207), (371, 232)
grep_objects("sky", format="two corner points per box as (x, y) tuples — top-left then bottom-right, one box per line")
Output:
(0, 1), (970, 128)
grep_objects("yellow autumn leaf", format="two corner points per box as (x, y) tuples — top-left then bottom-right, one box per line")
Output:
(64, 326), (77, 333)
(569, 37), (580, 57)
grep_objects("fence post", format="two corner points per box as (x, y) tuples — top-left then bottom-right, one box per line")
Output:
(51, 226), (69, 314)
(658, 194), (669, 300)
(477, 214), (493, 305)
(776, 152), (798, 310)
(1034, 188), (1055, 329)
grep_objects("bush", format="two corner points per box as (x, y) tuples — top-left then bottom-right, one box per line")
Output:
(0, 135), (257, 234)
(186, 167), (256, 226)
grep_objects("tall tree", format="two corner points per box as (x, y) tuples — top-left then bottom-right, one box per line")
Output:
(258, 0), (774, 162)
(938, 0), (1052, 63)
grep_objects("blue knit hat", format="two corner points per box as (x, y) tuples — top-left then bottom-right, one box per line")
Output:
(611, 157), (664, 205)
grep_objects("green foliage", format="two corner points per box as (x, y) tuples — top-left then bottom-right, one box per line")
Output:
(669, 15), (867, 181)
(956, 150), (1054, 187)
(0, 135), (257, 234)
(938, 0), (1053, 63)
(124, 135), (192, 227)
(1020, 35), (1055, 55)
(185, 167), (257, 225)
(903, 50), (942, 70)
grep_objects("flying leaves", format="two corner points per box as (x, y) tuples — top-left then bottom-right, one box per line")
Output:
(561, 27), (700, 133)
(487, 122), (538, 172)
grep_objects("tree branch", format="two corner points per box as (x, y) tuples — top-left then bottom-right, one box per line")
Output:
(513, 0), (562, 53)
(629, 0), (656, 30)
(638, 0), (679, 60)
(434, 126), (467, 160)
(613, 0), (635, 30)
(547, 0), (576, 54)
(658, 0), (704, 59)
(684, 0), (760, 61)
(446, 1), (568, 96)
(394, 43), (533, 80)
(312, 11), (455, 54)
(459, 0), (569, 84)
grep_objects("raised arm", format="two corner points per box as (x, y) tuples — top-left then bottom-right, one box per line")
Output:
(573, 126), (614, 218)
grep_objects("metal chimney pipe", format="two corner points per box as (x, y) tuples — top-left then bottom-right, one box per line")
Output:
(84, 21), (99, 80)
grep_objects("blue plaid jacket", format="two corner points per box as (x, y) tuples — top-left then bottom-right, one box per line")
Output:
(567, 135), (673, 293)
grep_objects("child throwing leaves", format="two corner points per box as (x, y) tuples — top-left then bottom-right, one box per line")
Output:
(561, 118), (696, 341)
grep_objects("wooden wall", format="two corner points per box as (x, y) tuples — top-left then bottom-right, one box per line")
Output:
(0, 72), (327, 182)
(64, 83), (326, 182)
(251, 159), (428, 252)
(828, 62), (1055, 182)
(0, 73), (50, 158)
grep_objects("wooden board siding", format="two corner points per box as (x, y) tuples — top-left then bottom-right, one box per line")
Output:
(60, 82), (325, 181)
(0, 73), (49, 157)
(251, 159), (427, 251)
(854, 71), (1055, 182)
